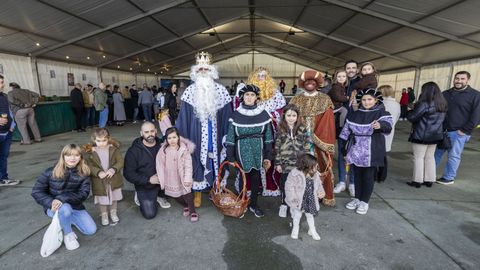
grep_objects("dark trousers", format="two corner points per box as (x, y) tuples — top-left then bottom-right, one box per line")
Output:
(376, 156), (388, 182)
(400, 105), (408, 119)
(108, 103), (114, 124)
(142, 104), (153, 122)
(239, 169), (261, 208)
(353, 165), (376, 203)
(0, 132), (12, 179)
(279, 173), (288, 205)
(84, 107), (96, 127)
(136, 187), (166, 220)
(174, 193), (196, 214)
(72, 107), (84, 130)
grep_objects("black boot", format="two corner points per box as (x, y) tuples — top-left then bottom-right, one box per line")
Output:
(406, 181), (421, 188)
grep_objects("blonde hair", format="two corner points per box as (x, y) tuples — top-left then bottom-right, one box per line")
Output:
(52, 144), (90, 179)
(378, 85), (395, 98)
(91, 128), (119, 148)
(334, 70), (349, 86)
(247, 67), (276, 101)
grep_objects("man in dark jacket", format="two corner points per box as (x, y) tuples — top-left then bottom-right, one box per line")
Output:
(70, 83), (85, 132)
(435, 71), (480, 185)
(123, 122), (170, 219)
(130, 84), (139, 123)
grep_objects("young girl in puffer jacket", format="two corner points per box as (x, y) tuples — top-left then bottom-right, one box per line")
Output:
(285, 153), (325, 241)
(156, 127), (198, 222)
(84, 128), (124, 226)
(275, 104), (310, 218)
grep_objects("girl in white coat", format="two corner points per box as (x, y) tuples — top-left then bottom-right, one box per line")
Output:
(285, 154), (325, 240)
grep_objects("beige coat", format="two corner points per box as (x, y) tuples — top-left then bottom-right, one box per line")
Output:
(285, 168), (325, 211)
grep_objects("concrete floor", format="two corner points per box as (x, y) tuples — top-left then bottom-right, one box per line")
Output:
(0, 121), (479, 270)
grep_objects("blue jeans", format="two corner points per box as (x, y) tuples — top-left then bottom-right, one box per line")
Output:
(133, 107), (139, 121)
(435, 131), (471, 181)
(0, 132), (12, 180)
(98, 107), (109, 128)
(47, 203), (96, 235)
(142, 104), (153, 122)
(84, 107), (96, 127)
(337, 139), (354, 184)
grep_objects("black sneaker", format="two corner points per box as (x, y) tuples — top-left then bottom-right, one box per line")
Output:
(249, 206), (264, 218)
(406, 181), (421, 188)
(424, 182), (433, 188)
(436, 178), (454, 185)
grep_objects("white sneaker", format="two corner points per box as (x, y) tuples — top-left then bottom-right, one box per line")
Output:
(356, 201), (369, 215)
(64, 232), (80, 250)
(333, 182), (346, 194)
(134, 192), (140, 206)
(278, 204), (288, 218)
(346, 198), (360, 210)
(157, 197), (171, 208)
(110, 209), (119, 224)
(348, 184), (355, 197)
(101, 213), (109, 226)
(308, 229), (321, 241)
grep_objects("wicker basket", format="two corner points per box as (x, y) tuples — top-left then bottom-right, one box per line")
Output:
(210, 161), (249, 218)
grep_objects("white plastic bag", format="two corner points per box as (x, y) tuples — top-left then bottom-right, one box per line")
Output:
(40, 211), (63, 257)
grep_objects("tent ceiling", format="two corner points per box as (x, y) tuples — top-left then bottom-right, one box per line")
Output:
(0, 0), (479, 75)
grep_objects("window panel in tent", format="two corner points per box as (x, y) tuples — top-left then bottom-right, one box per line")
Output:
(452, 58), (480, 90)
(0, 53), (36, 93)
(419, 65), (451, 91)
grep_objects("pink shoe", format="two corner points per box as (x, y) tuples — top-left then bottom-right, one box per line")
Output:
(190, 213), (199, 222)
(183, 207), (190, 217)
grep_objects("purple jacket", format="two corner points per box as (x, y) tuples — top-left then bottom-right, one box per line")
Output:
(339, 106), (392, 167)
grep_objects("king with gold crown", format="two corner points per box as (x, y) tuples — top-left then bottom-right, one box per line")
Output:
(175, 52), (232, 207)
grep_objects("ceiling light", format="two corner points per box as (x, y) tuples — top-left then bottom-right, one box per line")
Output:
(65, 56), (70, 59)
(129, 67), (132, 71)
(102, 55), (106, 58)
(117, 65), (120, 69)
(86, 56), (90, 60)
(154, 72), (157, 75)
(35, 42), (40, 47)
(147, 69), (150, 71)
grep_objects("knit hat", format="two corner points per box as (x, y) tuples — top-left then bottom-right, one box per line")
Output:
(298, 70), (324, 88)
(356, 88), (383, 104)
(239, 84), (260, 98)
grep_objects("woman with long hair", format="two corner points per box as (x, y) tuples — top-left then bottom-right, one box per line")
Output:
(32, 144), (96, 251)
(406, 82), (447, 188)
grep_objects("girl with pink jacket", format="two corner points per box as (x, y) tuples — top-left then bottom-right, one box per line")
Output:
(156, 127), (198, 222)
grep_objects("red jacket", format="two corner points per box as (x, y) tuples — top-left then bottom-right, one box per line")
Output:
(400, 93), (409, 106)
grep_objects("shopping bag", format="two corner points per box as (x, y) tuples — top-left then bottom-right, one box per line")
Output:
(40, 212), (63, 257)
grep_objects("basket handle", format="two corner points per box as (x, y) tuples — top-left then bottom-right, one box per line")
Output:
(216, 161), (248, 201)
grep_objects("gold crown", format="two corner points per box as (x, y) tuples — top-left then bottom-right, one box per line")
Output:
(195, 51), (212, 65)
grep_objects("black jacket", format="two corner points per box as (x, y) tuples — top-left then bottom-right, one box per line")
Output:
(407, 102), (446, 144)
(443, 86), (480, 135)
(123, 137), (162, 191)
(70, 88), (84, 108)
(31, 167), (91, 212)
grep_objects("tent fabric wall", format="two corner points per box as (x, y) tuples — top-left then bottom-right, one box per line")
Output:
(37, 59), (97, 97)
(136, 73), (159, 87)
(378, 70), (416, 100)
(0, 53), (36, 93)
(177, 53), (314, 94)
(101, 69), (135, 87)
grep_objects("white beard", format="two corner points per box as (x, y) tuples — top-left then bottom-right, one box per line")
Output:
(193, 74), (217, 122)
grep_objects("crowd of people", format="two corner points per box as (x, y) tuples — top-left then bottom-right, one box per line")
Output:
(0, 51), (479, 253)
(69, 81), (183, 131)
